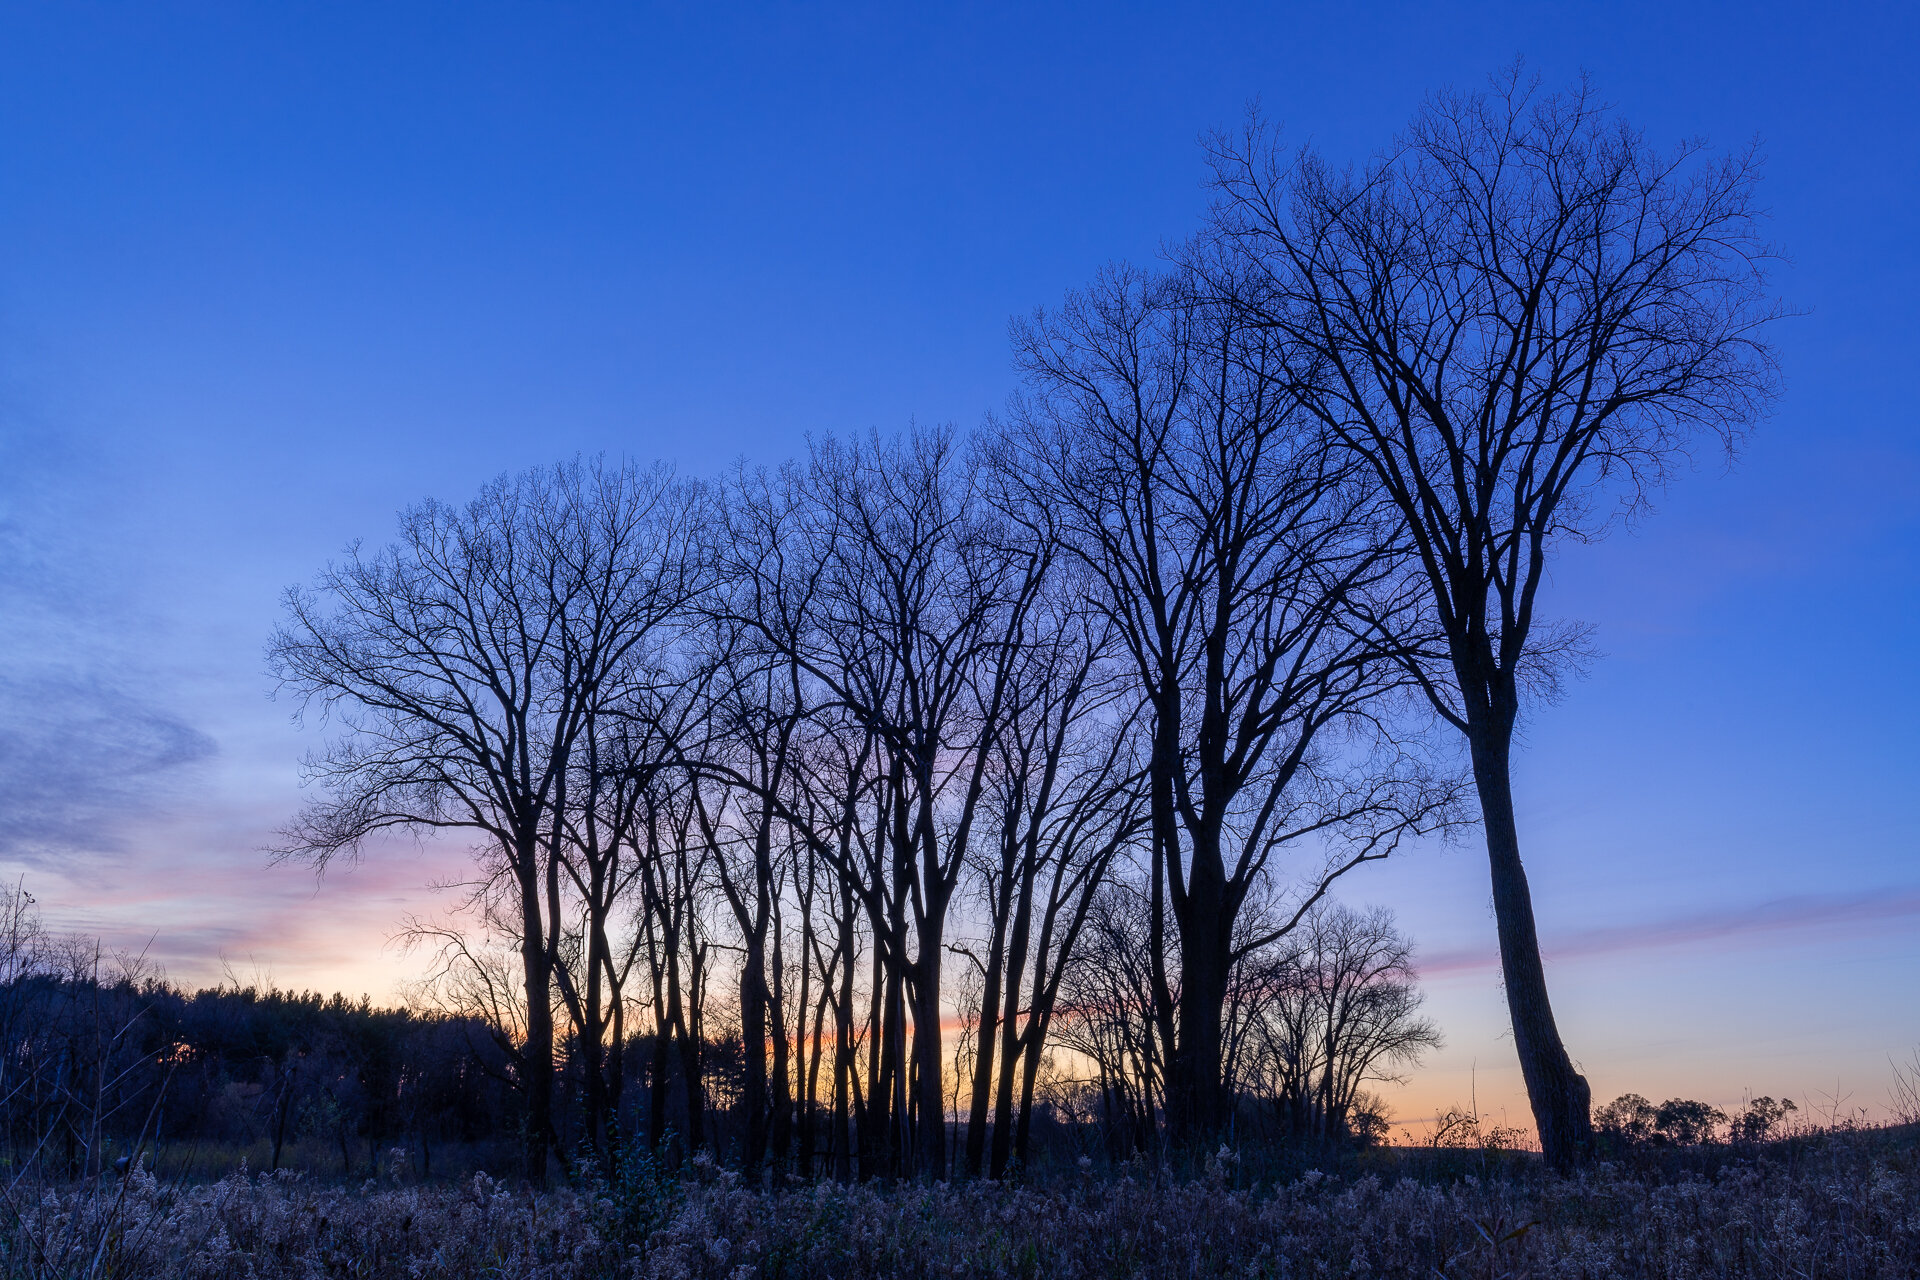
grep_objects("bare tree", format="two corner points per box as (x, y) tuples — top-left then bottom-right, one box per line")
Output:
(623, 769), (715, 1156)
(712, 431), (1058, 1177)
(1006, 265), (1458, 1147)
(685, 643), (810, 1179)
(707, 458), (872, 1176)
(956, 552), (1145, 1177)
(1230, 899), (1440, 1145)
(269, 458), (706, 1182)
(554, 676), (707, 1166)
(1049, 870), (1167, 1160)
(787, 715), (883, 1178)
(1199, 69), (1781, 1166)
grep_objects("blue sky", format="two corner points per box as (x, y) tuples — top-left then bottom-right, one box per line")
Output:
(1, 2), (1914, 1127)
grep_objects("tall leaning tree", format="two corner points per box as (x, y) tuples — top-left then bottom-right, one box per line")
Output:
(269, 458), (707, 1182)
(1198, 71), (1781, 1167)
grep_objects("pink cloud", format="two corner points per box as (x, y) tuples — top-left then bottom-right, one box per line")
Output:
(1419, 887), (1920, 979)
(22, 817), (479, 997)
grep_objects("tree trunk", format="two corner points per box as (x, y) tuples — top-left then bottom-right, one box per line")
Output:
(769, 922), (793, 1169)
(663, 933), (702, 1154)
(740, 940), (769, 1176)
(1145, 703), (1180, 1149)
(1466, 716), (1592, 1171)
(606, 992), (625, 1152)
(794, 918), (817, 1179)
(517, 857), (555, 1185)
(860, 937), (888, 1180)
(987, 867), (1037, 1178)
(801, 984), (828, 1178)
(885, 957), (910, 1173)
(1012, 1020), (1045, 1170)
(1170, 922), (1229, 1145)
(580, 919), (611, 1167)
(648, 1021), (672, 1151)
(271, 1063), (295, 1173)
(1167, 825), (1230, 1148)
(679, 941), (708, 1152)
(964, 871), (1012, 1177)
(911, 930), (947, 1179)
(833, 892), (857, 1181)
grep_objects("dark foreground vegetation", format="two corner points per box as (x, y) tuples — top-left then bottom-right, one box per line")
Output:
(15, 881), (1913, 1276)
(7, 1126), (1918, 1279)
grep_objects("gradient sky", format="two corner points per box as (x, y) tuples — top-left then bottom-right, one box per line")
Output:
(1, 2), (1915, 1133)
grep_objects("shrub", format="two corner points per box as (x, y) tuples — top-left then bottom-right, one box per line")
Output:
(1596, 1092), (1658, 1146)
(1654, 1097), (1729, 1145)
(1731, 1096), (1797, 1142)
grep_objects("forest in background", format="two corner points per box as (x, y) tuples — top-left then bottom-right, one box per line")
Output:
(0, 879), (1466, 1183)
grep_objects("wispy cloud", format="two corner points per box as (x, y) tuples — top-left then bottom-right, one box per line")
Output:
(0, 423), (219, 862)
(0, 671), (218, 861)
(1420, 888), (1920, 978)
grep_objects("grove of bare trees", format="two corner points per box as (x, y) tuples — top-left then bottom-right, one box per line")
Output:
(261, 71), (1778, 1181)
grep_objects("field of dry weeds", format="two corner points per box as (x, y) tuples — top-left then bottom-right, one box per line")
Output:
(6, 1127), (1917, 1279)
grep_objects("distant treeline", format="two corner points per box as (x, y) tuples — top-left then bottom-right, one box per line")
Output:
(0, 882), (786, 1181)
(0, 882), (1439, 1183)
(0, 932), (735, 1180)
(2, 971), (510, 1180)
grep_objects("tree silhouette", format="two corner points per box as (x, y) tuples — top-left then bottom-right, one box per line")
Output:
(1198, 70), (1782, 1166)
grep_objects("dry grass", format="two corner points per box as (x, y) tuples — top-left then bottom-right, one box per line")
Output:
(4, 1128), (1916, 1279)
